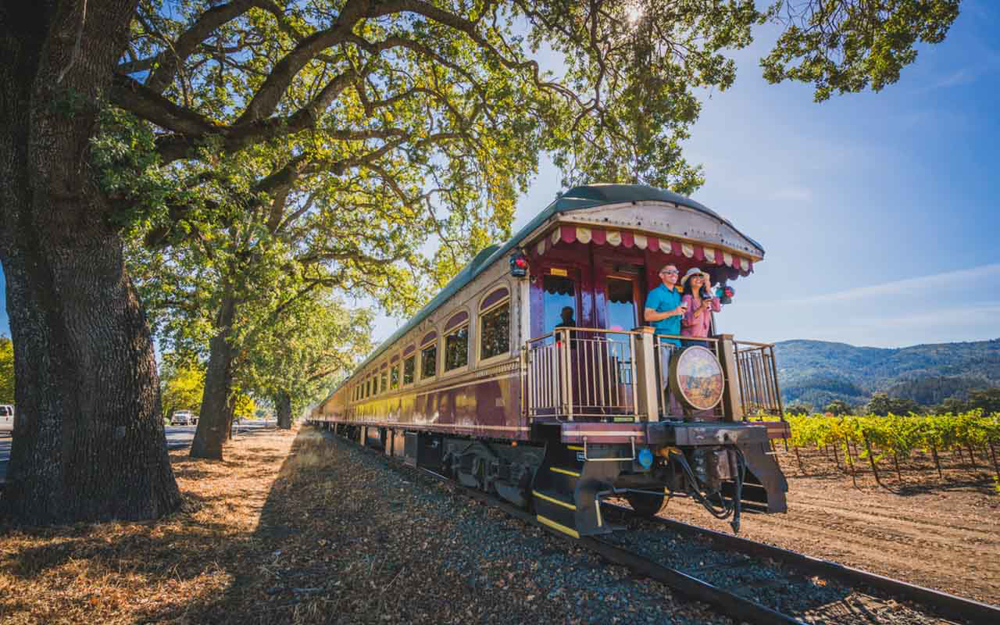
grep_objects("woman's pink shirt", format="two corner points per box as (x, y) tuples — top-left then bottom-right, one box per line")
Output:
(680, 294), (721, 337)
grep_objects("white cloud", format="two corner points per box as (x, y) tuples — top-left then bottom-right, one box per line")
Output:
(922, 68), (976, 92)
(781, 263), (1000, 305)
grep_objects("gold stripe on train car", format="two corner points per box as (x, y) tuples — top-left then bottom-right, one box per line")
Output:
(536, 515), (580, 539)
(533, 491), (576, 511)
(550, 467), (581, 478)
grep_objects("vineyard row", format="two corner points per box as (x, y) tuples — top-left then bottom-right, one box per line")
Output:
(759, 411), (1000, 489)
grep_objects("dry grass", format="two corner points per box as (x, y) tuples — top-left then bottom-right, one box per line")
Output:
(0, 427), (302, 624)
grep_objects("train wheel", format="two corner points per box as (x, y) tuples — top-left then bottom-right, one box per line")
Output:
(625, 491), (666, 517)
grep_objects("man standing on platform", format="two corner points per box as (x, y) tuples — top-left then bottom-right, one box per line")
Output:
(644, 263), (688, 417)
(644, 264), (687, 346)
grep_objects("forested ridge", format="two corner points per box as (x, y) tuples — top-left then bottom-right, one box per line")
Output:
(775, 338), (1000, 407)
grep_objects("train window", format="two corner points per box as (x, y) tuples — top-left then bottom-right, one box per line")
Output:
(543, 273), (578, 335)
(390, 364), (399, 389)
(479, 298), (510, 360)
(421, 344), (437, 379)
(403, 355), (415, 385)
(444, 325), (469, 371)
(607, 276), (640, 331)
(380, 369), (388, 393)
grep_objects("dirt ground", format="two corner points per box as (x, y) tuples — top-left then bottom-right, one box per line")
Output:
(0, 428), (300, 624)
(0, 428), (731, 625)
(1, 431), (996, 624)
(657, 444), (1000, 607)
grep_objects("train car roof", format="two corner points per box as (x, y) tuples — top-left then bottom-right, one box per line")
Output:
(333, 183), (761, 390)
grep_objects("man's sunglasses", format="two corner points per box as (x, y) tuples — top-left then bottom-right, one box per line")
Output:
(660, 270), (679, 275)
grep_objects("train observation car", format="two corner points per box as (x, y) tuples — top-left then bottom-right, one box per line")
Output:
(310, 184), (789, 537)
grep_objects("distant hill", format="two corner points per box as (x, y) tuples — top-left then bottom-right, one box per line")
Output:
(772, 338), (1000, 408)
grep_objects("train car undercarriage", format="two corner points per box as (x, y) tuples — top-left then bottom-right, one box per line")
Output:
(327, 417), (786, 538)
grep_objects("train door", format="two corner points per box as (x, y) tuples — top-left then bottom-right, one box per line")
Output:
(605, 273), (643, 332)
(601, 271), (645, 415)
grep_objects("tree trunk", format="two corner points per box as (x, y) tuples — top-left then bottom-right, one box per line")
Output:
(0, 0), (180, 524)
(190, 291), (237, 459)
(275, 390), (292, 429)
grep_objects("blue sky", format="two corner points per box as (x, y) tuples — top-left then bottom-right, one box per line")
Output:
(2, 3), (998, 349)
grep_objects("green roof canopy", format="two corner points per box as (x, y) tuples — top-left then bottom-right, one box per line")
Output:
(331, 184), (761, 394)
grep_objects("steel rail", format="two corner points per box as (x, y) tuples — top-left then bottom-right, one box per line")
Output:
(602, 502), (1000, 625)
(317, 427), (804, 625)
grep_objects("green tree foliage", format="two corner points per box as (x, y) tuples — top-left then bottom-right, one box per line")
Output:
(865, 392), (922, 416)
(240, 292), (375, 423)
(159, 355), (206, 420)
(825, 400), (851, 416)
(785, 401), (814, 415)
(97, 0), (960, 459)
(0, 336), (14, 405)
(934, 388), (1000, 415)
(232, 394), (257, 421)
(968, 388), (1000, 415)
(762, 0), (961, 101)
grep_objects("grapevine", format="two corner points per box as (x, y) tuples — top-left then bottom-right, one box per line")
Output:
(753, 410), (1000, 490)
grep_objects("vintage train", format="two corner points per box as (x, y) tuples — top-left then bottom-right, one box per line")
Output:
(309, 184), (789, 537)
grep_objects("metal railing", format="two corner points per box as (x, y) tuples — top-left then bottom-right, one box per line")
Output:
(523, 328), (785, 424)
(653, 335), (726, 419)
(734, 340), (784, 417)
(524, 327), (640, 420)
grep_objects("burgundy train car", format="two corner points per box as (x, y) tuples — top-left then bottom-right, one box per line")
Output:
(310, 184), (788, 537)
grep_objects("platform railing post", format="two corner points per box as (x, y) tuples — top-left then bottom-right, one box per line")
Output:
(717, 334), (743, 422)
(633, 327), (658, 422)
(557, 328), (573, 420)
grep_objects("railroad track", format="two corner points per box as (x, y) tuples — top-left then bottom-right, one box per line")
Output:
(316, 427), (1000, 625)
(599, 502), (1000, 625)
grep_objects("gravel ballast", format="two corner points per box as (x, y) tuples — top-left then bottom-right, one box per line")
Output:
(273, 427), (733, 624)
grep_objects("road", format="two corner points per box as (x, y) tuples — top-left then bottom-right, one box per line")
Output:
(0, 420), (277, 484)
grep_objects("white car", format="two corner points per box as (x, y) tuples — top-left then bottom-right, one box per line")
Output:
(170, 410), (195, 426)
(0, 404), (14, 436)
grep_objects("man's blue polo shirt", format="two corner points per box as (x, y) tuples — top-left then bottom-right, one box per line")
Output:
(645, 283), (682, 346)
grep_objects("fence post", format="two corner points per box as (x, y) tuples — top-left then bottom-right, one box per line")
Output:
(632, 327), (658, 422)
(716, 334), (742, 423)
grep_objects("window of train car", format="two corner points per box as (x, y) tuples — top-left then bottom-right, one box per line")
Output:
(403, 355), (415, 384)
(479, 288), (510, 362)
(421, 344), (437, 379)
(420, 331), (438, 380)
(390, 364), (399, 389)
(380, 368), (388, 394)
(443, 311), (470, 373)
(445, 326), (469, 371)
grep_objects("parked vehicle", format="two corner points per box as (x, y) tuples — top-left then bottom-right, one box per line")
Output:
(0, 404), (14, 436)
(170, 410), (196, 426)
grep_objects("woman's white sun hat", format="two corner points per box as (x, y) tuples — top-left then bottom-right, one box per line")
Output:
(680, 267), (710, 287)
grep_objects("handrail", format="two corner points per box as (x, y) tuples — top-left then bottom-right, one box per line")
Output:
(524, 327), (641, 421)
(733, 341), (784, 418)
(523, 328), (784, 425)
(652, 336), (726, 420)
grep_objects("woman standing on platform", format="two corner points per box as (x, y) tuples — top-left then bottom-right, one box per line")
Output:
(680, 268), (720, 348)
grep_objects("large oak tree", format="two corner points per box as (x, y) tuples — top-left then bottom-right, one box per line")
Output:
(1, 0), (960, 523)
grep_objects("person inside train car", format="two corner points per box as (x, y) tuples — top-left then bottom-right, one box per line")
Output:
(680, 268), (721, 348)
(554, 306), (579, 347)
(643, 264), (687, 347)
